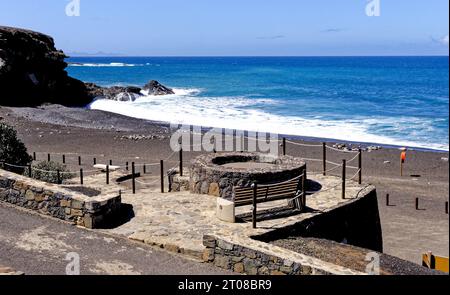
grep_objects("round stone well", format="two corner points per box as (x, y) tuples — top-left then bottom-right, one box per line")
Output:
(189, 152), (307, 200)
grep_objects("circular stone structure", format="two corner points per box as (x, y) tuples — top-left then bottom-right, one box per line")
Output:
(189, 153), (307, 200)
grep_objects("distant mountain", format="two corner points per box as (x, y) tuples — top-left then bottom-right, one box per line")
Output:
(67, 51), (125, 57)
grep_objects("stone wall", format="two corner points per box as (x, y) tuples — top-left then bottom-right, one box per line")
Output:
(202, 235), (363, 275)
(0, 169), (121, 229)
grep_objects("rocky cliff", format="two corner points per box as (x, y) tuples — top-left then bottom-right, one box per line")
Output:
(0, 26), (92, 107)
(0, 26), (175, 106)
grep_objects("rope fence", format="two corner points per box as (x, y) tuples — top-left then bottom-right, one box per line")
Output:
(1, 136), (366, 196)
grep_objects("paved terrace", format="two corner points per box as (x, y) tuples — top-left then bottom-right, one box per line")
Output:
(76, 170), (370, 259)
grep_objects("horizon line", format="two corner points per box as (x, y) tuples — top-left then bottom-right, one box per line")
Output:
(67, 54), (450, 58)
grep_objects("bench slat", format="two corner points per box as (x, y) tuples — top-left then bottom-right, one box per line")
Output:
(234, 181), (299, 192)
(234, 184), (299, 197)
(234, 183), (299, 196)
(235, 192), (302, 206)
(235, 187), (299, 200)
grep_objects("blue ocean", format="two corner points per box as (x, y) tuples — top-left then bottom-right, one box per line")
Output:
(67, 56), (449, 151)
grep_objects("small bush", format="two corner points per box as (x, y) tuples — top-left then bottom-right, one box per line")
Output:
(27, 161), (76, 184)
(0, 123), (32, 173)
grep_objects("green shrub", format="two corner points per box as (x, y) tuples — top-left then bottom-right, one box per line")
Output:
(27, 161), (76, 184)
(0, 123), (32, 173)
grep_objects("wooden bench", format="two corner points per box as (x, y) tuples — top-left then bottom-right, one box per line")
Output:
(93, 164), (121, 172)
(233, 171), (307, 228)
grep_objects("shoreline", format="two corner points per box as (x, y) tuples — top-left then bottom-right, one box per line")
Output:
(12, 103), (449, 153)
(88, 98), (449, 153)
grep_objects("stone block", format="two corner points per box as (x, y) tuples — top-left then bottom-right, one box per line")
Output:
(301, 265), (313, 275)
(200, 181), (210, 194)
(217, 239), (234, 251)
(216, 198), (235, 223)
(234, 263), (245, 273)
(280, 266), (292, 274)
(164, 244), (180, 253)
(214, 255), (231, 269)
(243, 260), (258, 275)
(34, 194), (45, 202)
(71, 199), (84, 210)
(202, 249), (215, 262)
(270, 270), (286, 275)
(203, 235), (216, 248)
(243, 249), (257, 259)
(60, 199), (71, 207)
(208, 183), (220, 197)
(70, 209), (83, 217)
(258, 266), (270, 275)
(25, 190), (35, 201)
(231, 256), (244, 263)
(83, 214), (93, 229)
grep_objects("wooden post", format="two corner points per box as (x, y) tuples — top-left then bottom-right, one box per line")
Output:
(416, 198), (420, 210)
(62, 154), (66, 164)
(301, 170), (307, 209)
(110, 159), (113, 166)
(358, 149), (362, 184)
(386, 194), (390, 206)
(252, 182), (258, 229)
(33, 152), (36, 161)
(132, 162), (136, 194)
(78, 156), (81, 166)
(93, 158), (97, 165)
(342, 159), (346, 200)
(80, 169), (84, 185)
(28, 164), (32, 177)
(48, 153), (51, 162)
(57, 170), (61, 185)
(126, 162), (129, 171)
(143, 164), (146, 174)
(160, 160), (164, 193)
(322, 142), (327, 176)
(106, 165), (110, 185)
(282, 138), (286, 156)
(179, 148), (183, 177)
(446, 201), (448, 214)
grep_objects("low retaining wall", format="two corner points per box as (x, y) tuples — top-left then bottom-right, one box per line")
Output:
(202, 235), (363, 275)
(0, 169), (121, 229)
(254, 186), (383, 252)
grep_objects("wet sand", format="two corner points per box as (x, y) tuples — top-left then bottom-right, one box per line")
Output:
(0, 104), (448, 265)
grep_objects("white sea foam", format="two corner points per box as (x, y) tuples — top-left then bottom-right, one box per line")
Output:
(69, 62), (142, 67)
(89, 88), (449, 151)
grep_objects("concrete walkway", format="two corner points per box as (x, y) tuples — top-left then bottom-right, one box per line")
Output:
(97, 173), (369, 259)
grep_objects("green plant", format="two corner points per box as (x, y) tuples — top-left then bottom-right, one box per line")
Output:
(27, 161), (76, 184)
(0, 123), (32, 173)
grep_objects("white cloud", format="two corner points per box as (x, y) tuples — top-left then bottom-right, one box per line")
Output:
(440, 35), (449, 46)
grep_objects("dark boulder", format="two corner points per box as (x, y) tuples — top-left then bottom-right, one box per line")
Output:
(143, 80), (175, 95)
(103, 86), (142, 102)
(0, 26), (92, 107)
(86, 85), (143, 102)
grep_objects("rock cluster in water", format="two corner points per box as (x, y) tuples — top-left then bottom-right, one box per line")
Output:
(86, 80), (175, 102)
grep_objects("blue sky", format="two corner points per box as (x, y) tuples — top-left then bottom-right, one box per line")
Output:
(0, 0), (448, 56)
